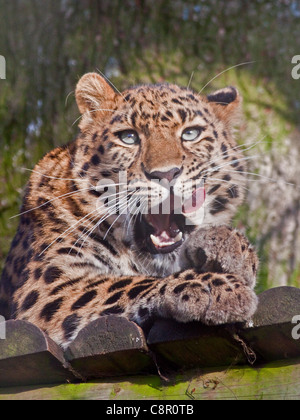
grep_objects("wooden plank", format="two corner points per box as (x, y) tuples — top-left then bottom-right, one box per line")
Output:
(0, 286), (299, 389)
(1, 358), (300, 400)
(147, 319), (247, 369)
(252, 286), (300, 326)
(0, 320), (77, 387)
(240, 286), (300, 361)
(147, 286), (300, 368)
(65, 316), (154, 379)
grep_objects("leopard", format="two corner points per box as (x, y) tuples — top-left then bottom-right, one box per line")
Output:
(0, 73), (259, 349)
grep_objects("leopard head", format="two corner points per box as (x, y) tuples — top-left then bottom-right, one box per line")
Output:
(74, 73), (246, 258)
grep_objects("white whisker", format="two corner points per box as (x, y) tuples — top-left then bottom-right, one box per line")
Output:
(187, 71), (195, 91)
(70, 191), (133, 251)
(72, 108), (128, 127)
(65, 90), (74, 107)
(125, 195), (147, 237)
(96, 69), (128, 103)
(95, 68), (143, 118)
(198, 61), (257, 94)
(74, 201), (127, 254)
(39, 207), (101, 256)
(80, 198), (130, 250)
(20, 167), (93, 185)
(103, 195), (139, 240)
(10, 187), (93, 220)
(203, 155), (261, 176)
(39, 187), (134, 256)
(221, 169), (299, 188)
(205, 177), (251, 194)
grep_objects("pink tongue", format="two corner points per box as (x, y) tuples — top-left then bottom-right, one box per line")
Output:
(182, 187), (206, 214)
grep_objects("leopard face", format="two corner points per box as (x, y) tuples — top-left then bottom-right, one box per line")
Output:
(73, 74), (246, 262)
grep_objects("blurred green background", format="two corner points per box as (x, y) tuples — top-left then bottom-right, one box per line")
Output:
(0, 0), (300, 292)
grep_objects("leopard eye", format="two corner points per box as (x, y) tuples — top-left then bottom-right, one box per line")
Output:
(182, 127), (203, 142)
(117, 130), (140, 145)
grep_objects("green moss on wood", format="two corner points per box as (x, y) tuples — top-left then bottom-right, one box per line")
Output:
(1, 358), (300, 400)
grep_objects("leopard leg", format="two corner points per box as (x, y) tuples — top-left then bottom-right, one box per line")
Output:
(13, 223), (259, 348)
(129, 270), (257, 328)
(13, 268), (256, 348)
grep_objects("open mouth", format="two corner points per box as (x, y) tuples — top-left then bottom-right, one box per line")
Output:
(133, 187), (205, 254)
(134, 209), (186, 254)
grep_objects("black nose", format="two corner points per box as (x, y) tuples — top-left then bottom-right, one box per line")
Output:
(143, 165), (183, 182)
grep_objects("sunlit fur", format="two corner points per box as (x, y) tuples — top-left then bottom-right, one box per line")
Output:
(0, 74), (258, 348)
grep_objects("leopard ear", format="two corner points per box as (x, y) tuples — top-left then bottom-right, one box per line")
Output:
(75, 73), (116, 115)
(207, 87), (242, 127)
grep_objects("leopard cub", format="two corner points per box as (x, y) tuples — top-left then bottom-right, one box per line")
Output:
(0, 73), (258, 348)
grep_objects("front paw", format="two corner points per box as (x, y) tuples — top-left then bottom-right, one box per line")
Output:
(182, 226), (258, 288)
(153, 272), (257, 325)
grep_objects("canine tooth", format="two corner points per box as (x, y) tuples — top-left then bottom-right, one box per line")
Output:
(150, 234), (162, 247)
(150, 232), (183, 248)
(174, 232), (183, 242)
(150, 234), (173, 248)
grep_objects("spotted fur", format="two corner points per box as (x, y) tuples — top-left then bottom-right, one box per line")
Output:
(0, 73), (258, 348)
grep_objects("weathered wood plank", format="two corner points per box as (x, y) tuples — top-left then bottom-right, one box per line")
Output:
(147, 286), (300, 368)
(0, 287), (300, 389)
(1, 358), (300, 400)
(0, 320), (77, 387)
(240, 286), (300, 362)
(147, 319), (247, 369)
(252, 286), (300, 326)
(65, 316), (154, 379)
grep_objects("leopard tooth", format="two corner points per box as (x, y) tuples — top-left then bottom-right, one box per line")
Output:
(150, 232), (183, 248)
(150, 234), (165, 247)
(174, 232), (183, 243)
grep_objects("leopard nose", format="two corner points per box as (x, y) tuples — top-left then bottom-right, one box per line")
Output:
(143, 165), (183, 182)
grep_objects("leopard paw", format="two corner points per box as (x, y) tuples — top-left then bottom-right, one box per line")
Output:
(182, 225), (258, 288)
(203, 274), (258, 324)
